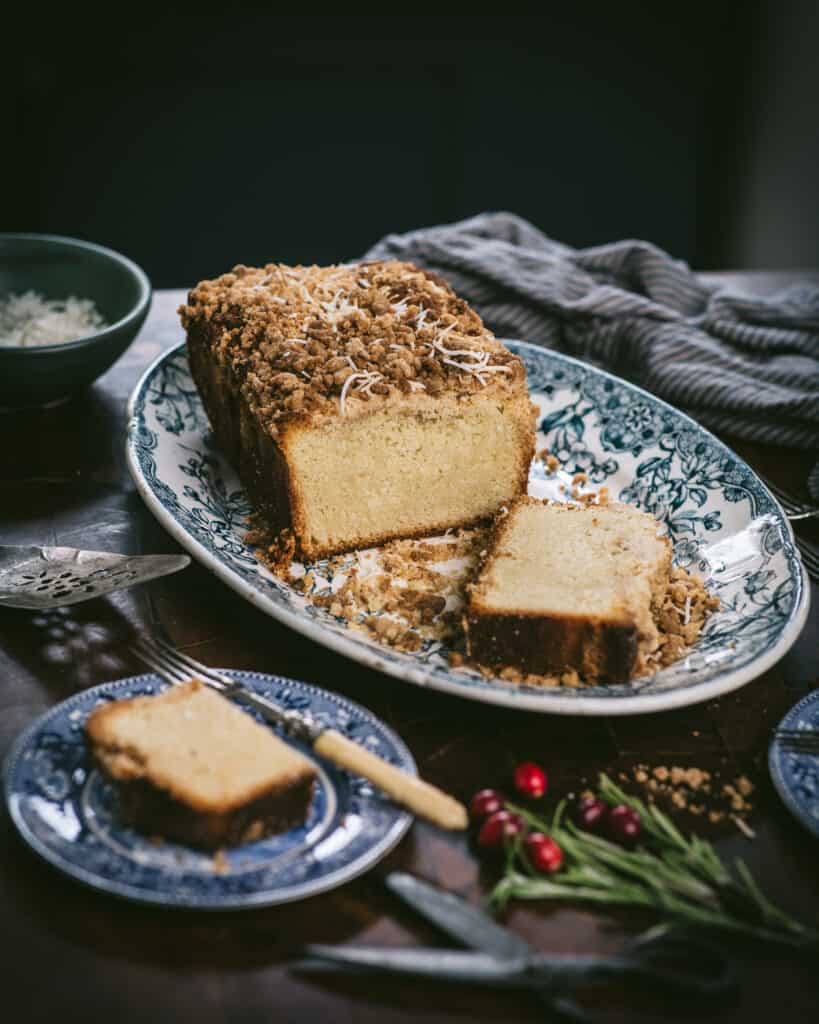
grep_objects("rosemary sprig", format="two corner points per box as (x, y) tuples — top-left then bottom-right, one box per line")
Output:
(489, 773), (818, 950)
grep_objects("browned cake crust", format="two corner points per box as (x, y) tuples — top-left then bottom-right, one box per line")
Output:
(463, 499), (672, 685)
(464, 607), (640, 684)
(180, 261), (535, 559)
(86, 681), (317, 851)
(187, 320), (296, 538)
(112, 775), (315, 851)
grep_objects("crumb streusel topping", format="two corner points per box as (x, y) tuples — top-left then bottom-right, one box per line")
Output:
(179, 260), (525, 436)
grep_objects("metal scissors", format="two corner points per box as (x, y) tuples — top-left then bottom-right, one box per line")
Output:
(298, 872), (736, 1022)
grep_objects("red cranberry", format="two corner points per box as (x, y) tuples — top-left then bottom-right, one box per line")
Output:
(513, 761), (548, 799)
(469, 788), (505, 822)
(607, 804), (642, 845)
(524, 832), (564, 874)
(477, 810), (527, 850)
(574, 797), (607, 832)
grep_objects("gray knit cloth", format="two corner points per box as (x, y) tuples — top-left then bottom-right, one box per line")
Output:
(366, 212), (819, 498)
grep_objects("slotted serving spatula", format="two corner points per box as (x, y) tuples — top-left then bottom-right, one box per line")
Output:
(0, 545), (190, 610)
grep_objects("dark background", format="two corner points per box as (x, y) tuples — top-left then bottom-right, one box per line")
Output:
(6, 5), (819, 288)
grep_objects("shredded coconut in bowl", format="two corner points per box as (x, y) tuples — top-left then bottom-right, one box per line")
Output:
(0, 291), (107, 347)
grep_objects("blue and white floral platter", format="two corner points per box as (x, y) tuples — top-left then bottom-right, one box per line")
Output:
(3, 672), (414, 908)
(769, 690), (819, 841)
(125, 341), (809, 716)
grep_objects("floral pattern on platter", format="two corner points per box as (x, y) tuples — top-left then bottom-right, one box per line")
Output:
(3, 673), (414, 908)
(124, 342), (808, 715)
(769, 689), (819, 840)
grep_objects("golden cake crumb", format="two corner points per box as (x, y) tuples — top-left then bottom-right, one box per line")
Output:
(537, 448), (560, 474)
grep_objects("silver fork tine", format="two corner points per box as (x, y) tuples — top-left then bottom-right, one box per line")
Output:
(761, 476), (815, 515)
(132, 637), (212, 686)
(133, 636), (231, 692)
(131, 640), (190, 686)
(150, 636), (233, 690)
(129, 637), (470, 830)
(761, 476), (797, 512)
(130, 638), (295, 734)
(755, 475), (819, 579)
(798, 544), (819, 581)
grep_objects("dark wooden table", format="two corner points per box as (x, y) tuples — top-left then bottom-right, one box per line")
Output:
(2, 275), (818, 1024)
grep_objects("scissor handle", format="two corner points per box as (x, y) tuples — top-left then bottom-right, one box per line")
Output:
(528, 933), (735, 1024)
(613, 931), (736, 998)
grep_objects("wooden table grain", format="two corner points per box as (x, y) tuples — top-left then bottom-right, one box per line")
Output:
(1, 276), (818, 1024)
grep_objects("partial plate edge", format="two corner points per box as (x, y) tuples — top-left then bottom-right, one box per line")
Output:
(125, 341), (810, 717)
(3, 671), (415, 909)
(768, 689), (819, 842)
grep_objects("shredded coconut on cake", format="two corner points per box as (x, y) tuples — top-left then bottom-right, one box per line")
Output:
(179, 260), (525, 435)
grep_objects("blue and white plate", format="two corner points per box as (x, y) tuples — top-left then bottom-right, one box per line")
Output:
(3, 672), (414, 908)
(126, 342), (809, 716)
(769, 690), (819, 841)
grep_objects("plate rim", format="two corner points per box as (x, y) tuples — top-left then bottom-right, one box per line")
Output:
(3, 671), (415, 910)
(125, 340), (809, 717)
(768, 689), (819, 842)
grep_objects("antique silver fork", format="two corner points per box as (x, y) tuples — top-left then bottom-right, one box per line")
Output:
(761, 476), (819, 521)
(129, 635), (468, 830)
(760, 476), (819, 580)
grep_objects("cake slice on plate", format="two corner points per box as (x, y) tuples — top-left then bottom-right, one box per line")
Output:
(180, 260), (536, 560)
(463, 499), (672, 684)
(86, 680), (316, 850)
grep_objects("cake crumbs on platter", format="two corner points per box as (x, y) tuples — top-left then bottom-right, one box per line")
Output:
(647, 568), (720, 667)
(245, 520), (296, 575)
(537, 447), (560, 474)
(570, 483), (610, 505)
(248, 505), (719, 687)
(252, 520), (486, 654)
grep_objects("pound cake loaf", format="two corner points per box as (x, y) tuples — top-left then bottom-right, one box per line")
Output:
(86, 680), (316, 850)
(180, 261), (536, 560)
(464, 499), (672, 684)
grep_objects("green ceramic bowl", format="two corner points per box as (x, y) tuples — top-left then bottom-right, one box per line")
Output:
(0, 233), (151, 407)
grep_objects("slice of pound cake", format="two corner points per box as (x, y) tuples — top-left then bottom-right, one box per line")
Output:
(180, 261), (536, 560)
(464, 499), (672, 684)
(86, 680), (316, 850)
